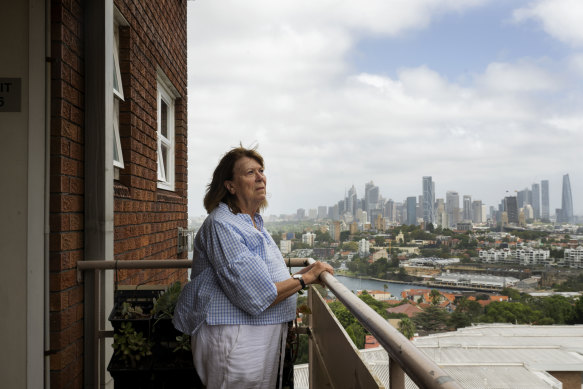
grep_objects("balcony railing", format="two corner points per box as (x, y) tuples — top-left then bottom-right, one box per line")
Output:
(78, 258), (462, 389)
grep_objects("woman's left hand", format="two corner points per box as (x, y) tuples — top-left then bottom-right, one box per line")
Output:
(298, 261), (334, 286)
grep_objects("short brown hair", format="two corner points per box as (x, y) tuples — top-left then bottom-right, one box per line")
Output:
(203, 146), (267, 214)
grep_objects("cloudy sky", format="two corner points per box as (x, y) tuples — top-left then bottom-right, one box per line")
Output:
(186, 0), (583, 218)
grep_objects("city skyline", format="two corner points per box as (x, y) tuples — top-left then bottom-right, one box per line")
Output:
(186, 1), (583, 218)
(275, 174), (577, 224)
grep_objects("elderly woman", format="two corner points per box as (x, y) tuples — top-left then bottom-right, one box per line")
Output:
(173, 146), (334, 388)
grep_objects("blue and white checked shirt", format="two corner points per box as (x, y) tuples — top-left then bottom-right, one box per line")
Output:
(173, 202), (297, 336)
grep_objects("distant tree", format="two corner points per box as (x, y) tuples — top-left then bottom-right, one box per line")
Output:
(448, 311), (471, 329)
(328, 301), (357, 329)
(398, 318), (416, 339)
(501, 287), (521, 301)
(532, 295), (575, 324)
(346, 323), (365, 349)
(343, 241), (359, 252)
(412, 305), (450, 334)
(573, 297), (583, 324)
(480, 301), (542, 324)
(374, 236), (385, 246)
(340, 230), (350, 242)
(315, 230), (332, 243)
(449, 298), (483, 329)
(549, 248), (563, 260)
(475, 294), (490, 301)
(430, 289), (441, 305)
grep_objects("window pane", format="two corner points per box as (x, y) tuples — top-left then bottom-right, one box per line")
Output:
(162, 145), (168, 178)
(161, 100), (168, 138)
(113, 134), (119, 161)
(157, 145), (166, 182)
(113, 58), (119, 92)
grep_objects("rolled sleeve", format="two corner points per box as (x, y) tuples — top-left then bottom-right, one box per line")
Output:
(206, 220), (278, 316)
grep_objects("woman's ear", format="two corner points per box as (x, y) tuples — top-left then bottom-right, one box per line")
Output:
(224, 181), (234, 194)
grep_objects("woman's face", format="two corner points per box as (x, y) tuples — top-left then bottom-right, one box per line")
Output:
(225, 157), (266, 212)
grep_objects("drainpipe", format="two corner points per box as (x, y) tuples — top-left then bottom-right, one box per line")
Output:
(44, 0), (51, 386)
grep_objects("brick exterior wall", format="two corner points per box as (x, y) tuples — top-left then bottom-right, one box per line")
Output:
(549, 371), (582, 389)
(49, 0), (188, 387)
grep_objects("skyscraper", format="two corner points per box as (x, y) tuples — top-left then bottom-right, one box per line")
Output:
(505, 196), (519, 224)
(472, 200), (482, 223)
(531, 183), (540, 220)
(462, 195), (472, 221)
(365, 181), (380, 215)
(541, 180), (550, 221)
(560, 174), (574, 223)
(406, 197), (417, 225)
(446, 191), (460, 228)
(422, 176), (435, 225)
(346, 185), (357, 216)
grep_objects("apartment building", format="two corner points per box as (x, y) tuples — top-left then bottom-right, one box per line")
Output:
(1, 1), (188, 387)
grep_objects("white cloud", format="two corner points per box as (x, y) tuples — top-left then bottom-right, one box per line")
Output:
(513, 0), (583, 47)
(475, 61), (563, 93)
(187, 1), (583, 217)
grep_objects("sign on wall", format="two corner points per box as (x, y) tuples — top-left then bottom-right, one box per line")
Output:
(0, 78), (22, 112)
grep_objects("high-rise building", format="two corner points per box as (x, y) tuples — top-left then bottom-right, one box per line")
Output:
(472, 200), (482, 223)
(330, 221), (341, 242)
(302, 232), (316, 246)
(541, 180), (550, 221)
(297, 208), (306, 220)
(280, 240), (292, 254)
(317, 206), (327, 219)
(365, 181), (380, 215)
(358, 238), (370, 258)
(308, 208), (317, 219)
(422, 176), (435, 225)
(406, 197), (417, 225)
(531, 183), (541, 220)
(462, 195), (472, 221)
(435, 198), (447, 227)
(346, 185), (357, 216)
(505, 196), (519, 224)
(560, 174), (574, 223)
(384, 199), (395, 222)
(446, 191), (460, 228)
(517, 188), (531, 209)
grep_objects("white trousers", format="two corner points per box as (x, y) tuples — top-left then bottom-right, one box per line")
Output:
(191, 323), (287, 389)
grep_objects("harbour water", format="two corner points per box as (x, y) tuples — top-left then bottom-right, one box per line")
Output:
(333, 275), (460, 298)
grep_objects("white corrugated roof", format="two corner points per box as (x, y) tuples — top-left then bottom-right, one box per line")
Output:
(417, 346), (583, 371)
(295, 324), (583, 388)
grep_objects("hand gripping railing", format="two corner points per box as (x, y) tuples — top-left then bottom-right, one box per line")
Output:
(286, 257), (462, 389)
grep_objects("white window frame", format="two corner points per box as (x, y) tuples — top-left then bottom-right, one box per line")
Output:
(157, 75), (176, 191)
(112, 12), (126, 169)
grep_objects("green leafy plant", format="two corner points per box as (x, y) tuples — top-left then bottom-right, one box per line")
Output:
(153, 281), (182, 321)
(120, 301), (150, 319)
(173, 334), (191, 353)
(112, 322), (153, 368)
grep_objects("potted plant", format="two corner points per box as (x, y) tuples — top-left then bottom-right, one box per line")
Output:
(109, 289), (162, 336)
(107, 322), (154, 388)
(108, 283), (202, 388)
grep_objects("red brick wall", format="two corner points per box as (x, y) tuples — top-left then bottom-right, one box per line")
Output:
(549, 371), (581, 389)
(49, 0), (188, 387)
(114, 0), (188, 285)
(49, 0), (85, 387)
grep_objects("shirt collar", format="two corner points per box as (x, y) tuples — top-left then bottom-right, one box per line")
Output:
(219, 202), (264, 230)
